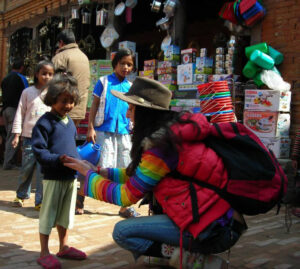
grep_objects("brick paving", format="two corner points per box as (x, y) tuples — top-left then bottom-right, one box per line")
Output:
(0, 167), (299, 269)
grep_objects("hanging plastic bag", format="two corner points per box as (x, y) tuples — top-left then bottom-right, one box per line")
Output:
(260, 70), (291, 92)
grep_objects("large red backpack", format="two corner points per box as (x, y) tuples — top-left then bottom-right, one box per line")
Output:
(171, 122), (287, 216)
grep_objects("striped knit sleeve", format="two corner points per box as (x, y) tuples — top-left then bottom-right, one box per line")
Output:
(291, 128), (300, 160)
(84, 148), (178, 206)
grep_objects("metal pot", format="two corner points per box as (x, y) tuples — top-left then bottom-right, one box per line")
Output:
(71, 7), (80, 19)
(156, 16), (170, 30)
(163, 0), (177, 17)
(150, 0), (161, 13)
(82, 8), (91, 24)
(96, 7), (108, 26)
(125, 0), (138, 9)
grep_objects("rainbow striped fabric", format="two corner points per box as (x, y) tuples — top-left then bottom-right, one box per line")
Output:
(84, 148), (178, 206)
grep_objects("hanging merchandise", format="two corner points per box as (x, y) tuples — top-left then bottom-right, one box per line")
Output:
(156, 17), (171, 30)
(161, 34), (172, 51)
(96, 4), (108, 26)
(151, 0), (162, 13)
(100, 24), (119, 49)
(125, 0), (138, 9)
(163, 0), (177, 17)
(260, 70), (291, 92)
(71, 7), (80, 19)
(82, 7), (91, 24)
(219, 0), (266, 28)
(115, 1), (126, 16)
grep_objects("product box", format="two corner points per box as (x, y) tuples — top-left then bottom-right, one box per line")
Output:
(118, 41), (136, 53)
(244, 90), (291, 112)
(164, 45), (180, 55)
(207, 74), (234, 82)
(171, 106), (201, 113)
(277, 113), (290, 137)
(194, 74), (208, 83)
(181, 48), (197, 64)
(156, 67), (177, 75)
(144, 59), (158, 67)
(158, 61), (179, 68)
(243, 111), (278, 137)
(195, 57), (213, 74)
(158, 73), (177, 82)
(177, 63), (196, 85)
(173, 89), (198, 99)
(260, 137), (291, 159)
(170, 99), (200, 107)
(139, 71), (155, 80)
(164, 84), (178, 91)
(178, 84), (199, 91)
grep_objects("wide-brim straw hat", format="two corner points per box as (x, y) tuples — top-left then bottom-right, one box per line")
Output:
(111, 77), (172, 110)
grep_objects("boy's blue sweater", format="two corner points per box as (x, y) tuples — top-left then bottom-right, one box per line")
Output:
(32, 112), (79, 180)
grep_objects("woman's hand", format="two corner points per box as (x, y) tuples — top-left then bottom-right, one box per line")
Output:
(63, 156), (96, 176)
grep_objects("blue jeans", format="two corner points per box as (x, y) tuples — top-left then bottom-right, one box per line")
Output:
(16, 138), (43, 205)
(112, 214), (241, 260)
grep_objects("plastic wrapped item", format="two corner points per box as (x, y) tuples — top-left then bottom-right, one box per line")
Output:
(268, 46), (284, 65)
(260, 70), (291, 92)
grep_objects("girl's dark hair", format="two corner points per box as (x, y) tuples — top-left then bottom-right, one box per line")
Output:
(126, 107), (199, 176)
(44, 72), (80, 106)
(34, 60), (54, 84)
(112, 48), (136, 72)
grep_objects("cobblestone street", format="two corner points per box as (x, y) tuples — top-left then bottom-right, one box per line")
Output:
(0, 167), (299, 269)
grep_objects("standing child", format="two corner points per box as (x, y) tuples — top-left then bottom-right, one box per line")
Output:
(32, 72), (86, 268)
(12, 60), (54, 209)
(77, 48), (139, 218)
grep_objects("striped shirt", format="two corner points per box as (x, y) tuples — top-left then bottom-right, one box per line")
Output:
(84, 148), (178, 206)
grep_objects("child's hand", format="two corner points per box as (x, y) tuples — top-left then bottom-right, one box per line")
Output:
(12, 135), (20, 148)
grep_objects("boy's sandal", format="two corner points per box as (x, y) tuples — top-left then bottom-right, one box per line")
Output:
(37, 254), (61, 269)
(35, 203), (42, 211)
(56, 247), (87, 260)
(119, 207), (140, 218)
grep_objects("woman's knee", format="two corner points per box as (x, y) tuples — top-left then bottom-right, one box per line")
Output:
(112, 220), (128, 243)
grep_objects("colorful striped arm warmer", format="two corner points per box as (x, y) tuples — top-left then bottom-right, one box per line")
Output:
(84, 148), (178, 207)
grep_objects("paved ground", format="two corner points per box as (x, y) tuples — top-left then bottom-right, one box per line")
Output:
(0, 167), (299, 269)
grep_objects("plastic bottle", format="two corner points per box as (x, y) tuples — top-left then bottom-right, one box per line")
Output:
(268, 46), (284, 65)
(245, 42), (269, 59)
(77, 142), (101, 165)
(250, 50), (275, 70)
(242, 60), (261, 78)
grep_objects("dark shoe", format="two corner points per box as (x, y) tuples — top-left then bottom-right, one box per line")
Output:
(119, 207), (140, 218)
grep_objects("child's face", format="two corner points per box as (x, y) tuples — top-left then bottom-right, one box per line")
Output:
(114, 55), (134, 80)
(126, 103), (135, 124)
(36, 65), (54, 88)
(52, 92), (75, 118)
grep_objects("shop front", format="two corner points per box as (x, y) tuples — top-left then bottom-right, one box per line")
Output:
(0, 0), (299, 165)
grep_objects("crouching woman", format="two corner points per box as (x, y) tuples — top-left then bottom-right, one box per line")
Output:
(63, 77), (247, 268)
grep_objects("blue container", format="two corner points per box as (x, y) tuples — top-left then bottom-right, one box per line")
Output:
(250, 50), (275, 70)
(77, 142), (101, 165)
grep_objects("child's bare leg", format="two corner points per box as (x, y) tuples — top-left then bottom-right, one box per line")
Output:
(40, 233), (50, 257)
(57, 225), (69, 252)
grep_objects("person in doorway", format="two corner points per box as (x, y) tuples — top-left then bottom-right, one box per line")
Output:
(11, 60), (54, 209)
(63, 77), (247, 269)
(32, 72), (86, 269)
(1, 58), (29, 170)
(76, 48), (139, 218)
(52, 29), (90, 127)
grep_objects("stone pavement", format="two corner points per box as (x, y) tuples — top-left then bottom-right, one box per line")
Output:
(0, 167), (299, 269)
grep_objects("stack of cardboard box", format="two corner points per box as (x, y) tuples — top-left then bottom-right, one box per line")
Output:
(243, 89), (291, 159)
